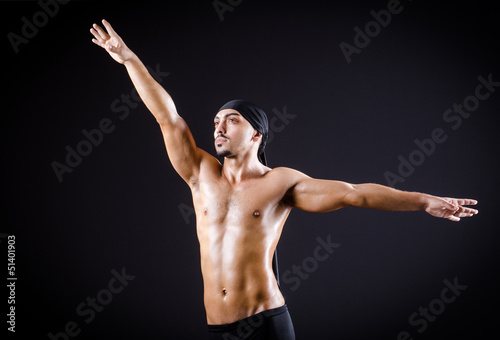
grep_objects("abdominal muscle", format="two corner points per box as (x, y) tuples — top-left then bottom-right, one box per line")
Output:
(197, 220), (286, 325)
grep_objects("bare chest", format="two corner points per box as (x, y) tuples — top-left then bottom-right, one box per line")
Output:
(192, 174), (289, 225)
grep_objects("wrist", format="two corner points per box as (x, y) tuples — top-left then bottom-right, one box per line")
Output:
(123, 52), (138, 66)
(419, 194), (433, 211)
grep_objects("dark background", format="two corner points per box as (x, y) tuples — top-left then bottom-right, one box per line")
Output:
(2, 0), (499, 339)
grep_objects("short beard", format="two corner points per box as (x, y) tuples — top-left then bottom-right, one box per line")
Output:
(216, 149), (233, 158)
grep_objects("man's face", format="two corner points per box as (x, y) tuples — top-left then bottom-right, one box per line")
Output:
(213, 109), (259, 159)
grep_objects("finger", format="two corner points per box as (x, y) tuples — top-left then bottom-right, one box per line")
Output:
(447, 198), (478, 206)
(90, 28), (105, 43)
(455, 212), (475, 218)
(453, 205), (479, 218)
(447, 215), (460, 222)
(457, 207), (479, 215)
(443, 199), (459, 212)
(91, 38), (104, 48)
(461, 199), (478, 206)
(102, 19), (117, 36)
(455, 199), (478, 206)
(93, 23), (109, 40)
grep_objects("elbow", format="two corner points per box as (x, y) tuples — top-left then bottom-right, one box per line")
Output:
(154, 96), (179, 126)
(344, 185), (367, 208)
(157, 115), (184, 129)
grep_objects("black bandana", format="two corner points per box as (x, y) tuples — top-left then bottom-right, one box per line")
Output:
(218, 99), (269, 166)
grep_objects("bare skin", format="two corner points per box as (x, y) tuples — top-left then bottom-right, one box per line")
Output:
(91, 20), (479, 325)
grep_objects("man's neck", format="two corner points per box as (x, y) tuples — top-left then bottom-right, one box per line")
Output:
(221, 156), (266, 184)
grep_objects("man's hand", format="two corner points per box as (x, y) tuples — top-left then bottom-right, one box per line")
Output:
(90, 19), (135, 64)
(424, 197), (478, 222)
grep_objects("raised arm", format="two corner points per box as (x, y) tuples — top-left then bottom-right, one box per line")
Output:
(282, 168), (478, 222)
(90, 19), (208, 183)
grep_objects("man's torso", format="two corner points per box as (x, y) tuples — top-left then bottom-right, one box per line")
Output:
(191, 160), (295, 324)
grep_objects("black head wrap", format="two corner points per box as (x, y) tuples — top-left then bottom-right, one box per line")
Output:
(217, 99), (280, 287)
(218, 99), (269, 166)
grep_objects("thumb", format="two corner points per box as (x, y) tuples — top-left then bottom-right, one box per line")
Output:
(443, 199), (458, 211)
(107, 41), (122, 53)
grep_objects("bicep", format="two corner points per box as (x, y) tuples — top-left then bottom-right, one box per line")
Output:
(159, 118), (211, 183)
(290, 174), (357, 213)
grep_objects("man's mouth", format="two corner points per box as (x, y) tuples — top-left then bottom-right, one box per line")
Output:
(215, 136), (228, 144)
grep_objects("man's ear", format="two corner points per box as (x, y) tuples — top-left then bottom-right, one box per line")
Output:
(252, 130), (262, 142)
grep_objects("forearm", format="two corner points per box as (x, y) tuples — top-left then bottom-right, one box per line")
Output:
(350, 183), (431, 211)
(123, 54), (179, 125)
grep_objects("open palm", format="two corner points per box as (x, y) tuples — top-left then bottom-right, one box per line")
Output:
(425, 197), (478, 222)
(90, 19), (134, 64)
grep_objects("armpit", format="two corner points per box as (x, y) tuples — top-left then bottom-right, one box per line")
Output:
(280, 184), (297, 207)
(189, 176), (200, 191)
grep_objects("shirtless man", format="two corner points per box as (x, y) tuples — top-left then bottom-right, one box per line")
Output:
(90, 20), (478, 340)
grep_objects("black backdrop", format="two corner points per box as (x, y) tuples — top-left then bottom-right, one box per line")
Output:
(2, 0), (499, 339)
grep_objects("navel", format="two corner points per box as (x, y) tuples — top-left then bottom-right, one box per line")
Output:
(222, 287), (227, 296)
(204, 207), (208, 215)
(253, 210), (261, 218)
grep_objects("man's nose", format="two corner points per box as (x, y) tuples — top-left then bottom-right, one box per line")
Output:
(216, 122), (226, 135)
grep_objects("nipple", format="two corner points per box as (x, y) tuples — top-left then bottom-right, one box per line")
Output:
(253, 210), (261, 218)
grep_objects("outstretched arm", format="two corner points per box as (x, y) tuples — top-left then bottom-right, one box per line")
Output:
(283, 169), (478, 221)
(90, 19), (209, 183)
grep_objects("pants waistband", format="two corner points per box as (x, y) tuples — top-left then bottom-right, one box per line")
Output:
(207, 304), (288, 331)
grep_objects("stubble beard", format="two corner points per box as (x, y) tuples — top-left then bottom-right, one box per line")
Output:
(216, 148), (233, 158)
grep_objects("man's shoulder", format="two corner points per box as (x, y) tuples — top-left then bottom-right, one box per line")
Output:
(264, 167), (310, 205)
(265, 166), (308, 182)
(199, 150), (222, 169)
(268, 166), (305, 175)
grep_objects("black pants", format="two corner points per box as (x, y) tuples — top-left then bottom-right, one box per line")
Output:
(207, 304), (295, 340)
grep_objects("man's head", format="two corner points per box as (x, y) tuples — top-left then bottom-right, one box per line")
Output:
(214, 100), (269, 165)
